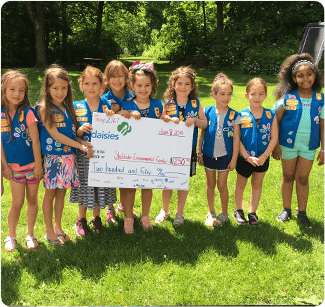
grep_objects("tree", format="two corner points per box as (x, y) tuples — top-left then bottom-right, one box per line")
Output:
(25, 1), (47, 68)
(95, 2), (104, 53)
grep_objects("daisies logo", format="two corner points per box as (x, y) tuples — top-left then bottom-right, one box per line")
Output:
(91, 122), (132, 140)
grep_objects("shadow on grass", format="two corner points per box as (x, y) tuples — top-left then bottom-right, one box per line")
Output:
(3, 213), (320, 306)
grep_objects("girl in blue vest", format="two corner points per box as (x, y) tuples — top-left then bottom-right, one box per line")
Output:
(154, 66), (207, 226)
(68, 66), (117, 236)
(37, 65), (93, 246)
(234, 78), (278, 226)
(101, 60), (135, 220)
(197, 73), (241, 227)
(272, 53), (324, 227)
(1, 71), (43, 252)
(118, 60), (163, 234)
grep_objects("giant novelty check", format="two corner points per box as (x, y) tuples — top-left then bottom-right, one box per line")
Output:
(88, 113), (194, 190)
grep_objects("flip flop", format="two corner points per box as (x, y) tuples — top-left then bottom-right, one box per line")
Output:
(44, 235), (63, 246)
(56, 233), (70, 243)
(25, 236), (39, 250)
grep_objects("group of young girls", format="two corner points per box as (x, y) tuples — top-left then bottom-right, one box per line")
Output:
(1, 52), (323, 252)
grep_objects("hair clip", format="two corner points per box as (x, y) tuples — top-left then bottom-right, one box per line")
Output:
(292, 60), (315, 71)
(214, 76), (226, 82)
(130, 60), (155, 72)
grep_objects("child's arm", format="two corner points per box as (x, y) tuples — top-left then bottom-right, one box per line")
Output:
(40, 109), (90, 155)
(185, 104), (207, 128)
(77, 123), (92, 137)
(271, 104), (285, 160)
(317, 117), (324, 166)
(197, 128), (205, 166)
(228, 124), (240, 171)
(76, 137), (93, 158)
(27, 122), (43, 180)
(118, 108), (132, 119)
(1, 141), (13, 180)
(257, 114), (279, 166)
(239, 141), (259, 166)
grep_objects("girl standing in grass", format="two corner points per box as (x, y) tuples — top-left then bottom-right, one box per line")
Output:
(118, 60), (163, 234)
(37, 64), (93, 246)
(272, 53), (324, 227)
(155, 66), (207, 226)
(69, 66), (117, 236)
(234, 78), (278, 226)
(101, 60), (135, 222)
(1, 71), (43, 252)
(198, 73), (240, 227)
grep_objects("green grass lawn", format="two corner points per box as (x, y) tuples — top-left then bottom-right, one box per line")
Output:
(1, 58), (324, 306)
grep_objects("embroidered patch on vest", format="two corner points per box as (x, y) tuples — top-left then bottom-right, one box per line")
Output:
(75, 108), (87, 116)
(286, 99), (298, 106)
(55, 122), (66, 128)
(285, 106), (297, 111)
(316, 93), (322, 101)
(54, 114), (64, 122)
(241, 117), (252, 124)
(154, 107), (160, 118)
(102, 105), (108, 112)
(77, 117), (88, 122)
(191, 100), (197, 108)
(229, 111), (235, 120)
(241, 123), (253, 128)
(19, 112), (24, 122)
(167, 110), (177, 116)
(266, 111), (272, 119)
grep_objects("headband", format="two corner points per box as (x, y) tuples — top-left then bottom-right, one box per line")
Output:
(292, 60), (315, 71)
(214, 76), (226, 82)
(1, 73), (23, 83)
(175, 72), (195, 80)
(130, 60), (155, 72)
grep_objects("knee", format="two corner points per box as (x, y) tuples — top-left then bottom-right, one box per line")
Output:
(207, 180), (216, 190)
(283, 173), (295, 183)
(295, 175), (309, 186)
(217, 181), (227, 192)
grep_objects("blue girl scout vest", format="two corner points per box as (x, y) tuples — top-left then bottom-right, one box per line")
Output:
(240, 107), (275, 157)
(101, 89), (134, 111)
(122, 98), (163, 119)
(1, 107), (35, 166)
(35, 103), (77, 155)
(74, 97), (111, 142)
(202, 106), (238, 161)
(279, 90), (324, 150)
(165, 98), (200, 147)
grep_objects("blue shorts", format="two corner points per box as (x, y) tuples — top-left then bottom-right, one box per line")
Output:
(203, 154), (229, 171)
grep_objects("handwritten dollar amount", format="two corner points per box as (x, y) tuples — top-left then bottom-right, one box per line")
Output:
(171, 157), (191, 166)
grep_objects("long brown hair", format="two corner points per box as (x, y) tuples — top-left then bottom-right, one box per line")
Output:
(103, 60), (129, 94)
(39, 64), (77, 129)
(1, 70), (30, 140)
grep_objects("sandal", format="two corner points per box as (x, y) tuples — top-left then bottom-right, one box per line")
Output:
(155, 209), (169, 224)
(124, 218), (134, 234)
(205, 211), (217, 227)
(25, 236), (39, 250)
(106, 205), (116, 224)
(4, 237), (17, 252)
(213, 212), (229, 227)
(56, 233), (70, 243)
(173, 213), (185, 226)
(141, 216), (153, 231)
(44, 235), (63, 246)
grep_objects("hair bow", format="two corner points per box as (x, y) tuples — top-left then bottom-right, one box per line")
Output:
(130, 60), (155, 72)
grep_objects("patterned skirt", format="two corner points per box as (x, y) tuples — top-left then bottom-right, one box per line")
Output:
(68, 149), (116, 210)
(43, 154), (80, 189)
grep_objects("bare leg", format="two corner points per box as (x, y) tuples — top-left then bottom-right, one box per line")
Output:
(7, 180), (26, 238)
(249, 172), (266, 213)
(217, 170), (229, 215)
(205, 168), (217, 213)
(162, 189), (173, 213)
(234, 173), (248, 210)
(141, 189), (152, 217)
(176, 190), (188, 215)
(121, 188), (136, 219)
(79, 206), (87, 219)
(294, 156), (313, 212)
(281, 158), (297, 210)
(25, 181), (40, 238)
(93, 204), (100, 218)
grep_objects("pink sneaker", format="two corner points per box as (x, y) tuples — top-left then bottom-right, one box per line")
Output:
(75, 217), (89, 236)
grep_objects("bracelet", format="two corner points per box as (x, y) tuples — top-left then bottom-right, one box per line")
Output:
(198, 154), (202, 157)
(264, 154), (268, 158)
(245, 156), (250, 161)
(248, 157), (253, 164)
(82, 146), (88, 153)
(320, 150), (324, 153)
(3, 166), (11, 174)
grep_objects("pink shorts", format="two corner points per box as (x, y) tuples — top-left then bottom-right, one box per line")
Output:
(11, 165), (40, 184)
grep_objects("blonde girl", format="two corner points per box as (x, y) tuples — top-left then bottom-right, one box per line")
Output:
(1, 71), (42, 251)
(37, 64), (92, 246)
(119, 60), (163, 234)
(155, 66), (207, 226)
(198, 73), (241, 227)
(234, 78), (278, 225)
(69, 66), (117, 236)
(272, 53), (324, 227)
(102, 60), (135, 221)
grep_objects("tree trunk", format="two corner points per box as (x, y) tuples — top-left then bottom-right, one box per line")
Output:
(95, 1), (104, 55)
(25, 1), (47, 68)
(217, 2), (223, 32)
(202, 1), (207, 46)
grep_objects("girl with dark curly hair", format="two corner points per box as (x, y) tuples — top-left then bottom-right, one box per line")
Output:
(272, 53), (324, 227)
